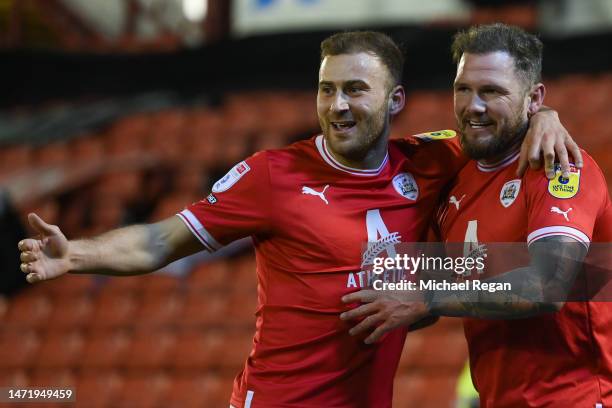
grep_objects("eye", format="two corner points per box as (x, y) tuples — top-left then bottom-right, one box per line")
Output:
(455, 86), (469, 93)
(320, 86), (334, 95)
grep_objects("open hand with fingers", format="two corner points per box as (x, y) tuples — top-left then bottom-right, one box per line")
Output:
(340, 289), (433, 344)
(18, 213), (71, 284)
(518, 108), (583, 179)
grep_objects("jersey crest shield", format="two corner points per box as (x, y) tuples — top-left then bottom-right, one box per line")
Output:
(500, 179), (521, 208)
(392, 172), (419, 201)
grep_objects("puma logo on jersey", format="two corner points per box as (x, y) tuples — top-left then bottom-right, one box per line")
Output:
(449, 194), (466, 210)
(302, 185), (330, 205)
(551, 206), (572, 221)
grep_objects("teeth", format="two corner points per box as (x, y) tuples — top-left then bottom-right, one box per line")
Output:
(469, 121), (491, 128)
(332, 122), (355, 130)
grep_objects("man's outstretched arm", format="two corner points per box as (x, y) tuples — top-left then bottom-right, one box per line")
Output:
(18, 213), (202, 283)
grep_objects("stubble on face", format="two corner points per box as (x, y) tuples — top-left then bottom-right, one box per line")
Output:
(454, 51), (531, 162)
(317, 53), (393, 167)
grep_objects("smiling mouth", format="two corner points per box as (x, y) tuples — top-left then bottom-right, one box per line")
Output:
(331, 121), (356, 131)
(467, 120), (494, 129)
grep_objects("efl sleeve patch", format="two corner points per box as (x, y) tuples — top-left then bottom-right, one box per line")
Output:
(212, 161), (251, 193)
(548, 164), (580, 199)
(413, 129), (456, 141)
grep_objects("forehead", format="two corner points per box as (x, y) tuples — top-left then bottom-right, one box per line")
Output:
(319, 52), (389, 84)
(455, 51), (521, 88)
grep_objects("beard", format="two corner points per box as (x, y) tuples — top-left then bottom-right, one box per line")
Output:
(459, 113), (528, 161)
(320, 103), (390, 163)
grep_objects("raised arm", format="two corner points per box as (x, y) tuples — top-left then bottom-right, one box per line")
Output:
(18, 213), (201, 283)
(518, 106), (583, 179)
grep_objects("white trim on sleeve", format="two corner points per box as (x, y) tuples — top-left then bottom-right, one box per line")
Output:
(245, 390), (254, 408)
(177, 209), (223, 252)
(527, 225), (590, 249)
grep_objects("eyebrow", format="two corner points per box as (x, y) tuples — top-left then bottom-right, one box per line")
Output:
(318, 79), (370, 87)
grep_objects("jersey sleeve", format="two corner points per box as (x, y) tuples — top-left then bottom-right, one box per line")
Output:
(177, 151), (272, 252)
(524, 153), (607, 248)
(403, 129), (469, 182)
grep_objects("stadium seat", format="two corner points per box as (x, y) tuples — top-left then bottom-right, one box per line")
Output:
(36, 330), (84, 369)
(47, 295), (94, 329)
(0, 329), (40, 369)
(111, 372), (170, 408)
(134, 291), (183, 328)
(187, 260), (231, 291)
(163, 373), (215, 408)
(169, 330), (226, 370)
(88, 289), (139, 330)
(122, 329), (176, 370)
(0, 144), (32, 177)
(179, 291), (231, 328)
(74, 371), (123, 408)
(79, 330), (130, 371)
(70, 134), (106, 163)
(4, 292), (53, 330)
(32, 142), (70, 168)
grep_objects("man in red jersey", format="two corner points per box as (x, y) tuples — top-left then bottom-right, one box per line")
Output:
(18, 31), (580, 407)
(342, 24), (611, 407)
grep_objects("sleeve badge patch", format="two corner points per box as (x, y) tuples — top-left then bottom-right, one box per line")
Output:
(548, 164), (580, 199)
(500, 179), (521, 208)
(413, 129), (456, 141)
(212, 161), (251, 193)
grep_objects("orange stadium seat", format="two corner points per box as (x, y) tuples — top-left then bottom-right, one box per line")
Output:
(169, 330), (226, 370)
(36, 331), (84, 369)
(32, 142), (70, 168)
(163, 373), (216, 408)
(134, 291), (184, 329)
(74, 371), (123, 408)
(42, 274), (97, 298)
(3, 292), (53, 330)
(187, 260), (231, 292)
(123, 329), (176, 371)
(49, 294), (94, 329)
(105, 114), (150, 156)
(111, 372), (170, 408)
(0, 369), (29, 387)
(70, 134), (106, 163)
(88, 288), (139, 330)
(0, 144), (32, 177)
(0, 329), (40, 370)
(79, 330), (130, 371)
(178, 291), (230, 328)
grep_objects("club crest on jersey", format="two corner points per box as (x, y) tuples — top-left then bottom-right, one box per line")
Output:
(212, 161), (251, 193)
(206, 193), (217, 204)
(392, 172), (419, 201)
(413, 129), (456, 142)
(548, 163), (580, 199)
(500, 179), (521, 208)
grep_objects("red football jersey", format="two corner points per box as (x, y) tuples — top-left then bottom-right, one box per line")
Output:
(178, 134), (466, 407)
(438, 150), (612, 407)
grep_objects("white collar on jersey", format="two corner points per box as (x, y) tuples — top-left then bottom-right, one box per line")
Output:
(315, 135), (389, 177)
(476, 149), (521, 172)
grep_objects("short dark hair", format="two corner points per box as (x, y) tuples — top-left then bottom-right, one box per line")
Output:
(320, 31), (404, 87)
(451, 23), (543, 86)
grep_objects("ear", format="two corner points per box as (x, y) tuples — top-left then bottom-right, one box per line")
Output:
(388, 85), (406, 116)
(527, 83), (545, 117)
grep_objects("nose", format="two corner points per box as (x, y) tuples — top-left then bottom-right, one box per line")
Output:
(330, 91), (349, 112)
(466, 92), (486, 115)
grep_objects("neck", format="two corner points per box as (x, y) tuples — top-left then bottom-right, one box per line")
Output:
(327, 134), (389, 170)
(478, 141), (522, 167)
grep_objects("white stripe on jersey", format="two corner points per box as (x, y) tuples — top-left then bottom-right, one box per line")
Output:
(245, 390), (254, 408)
(177, 210), (223, 252)
(527, 225), (590, 248)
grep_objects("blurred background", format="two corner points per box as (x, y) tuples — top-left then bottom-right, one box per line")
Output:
(0, 0), (611, 407)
